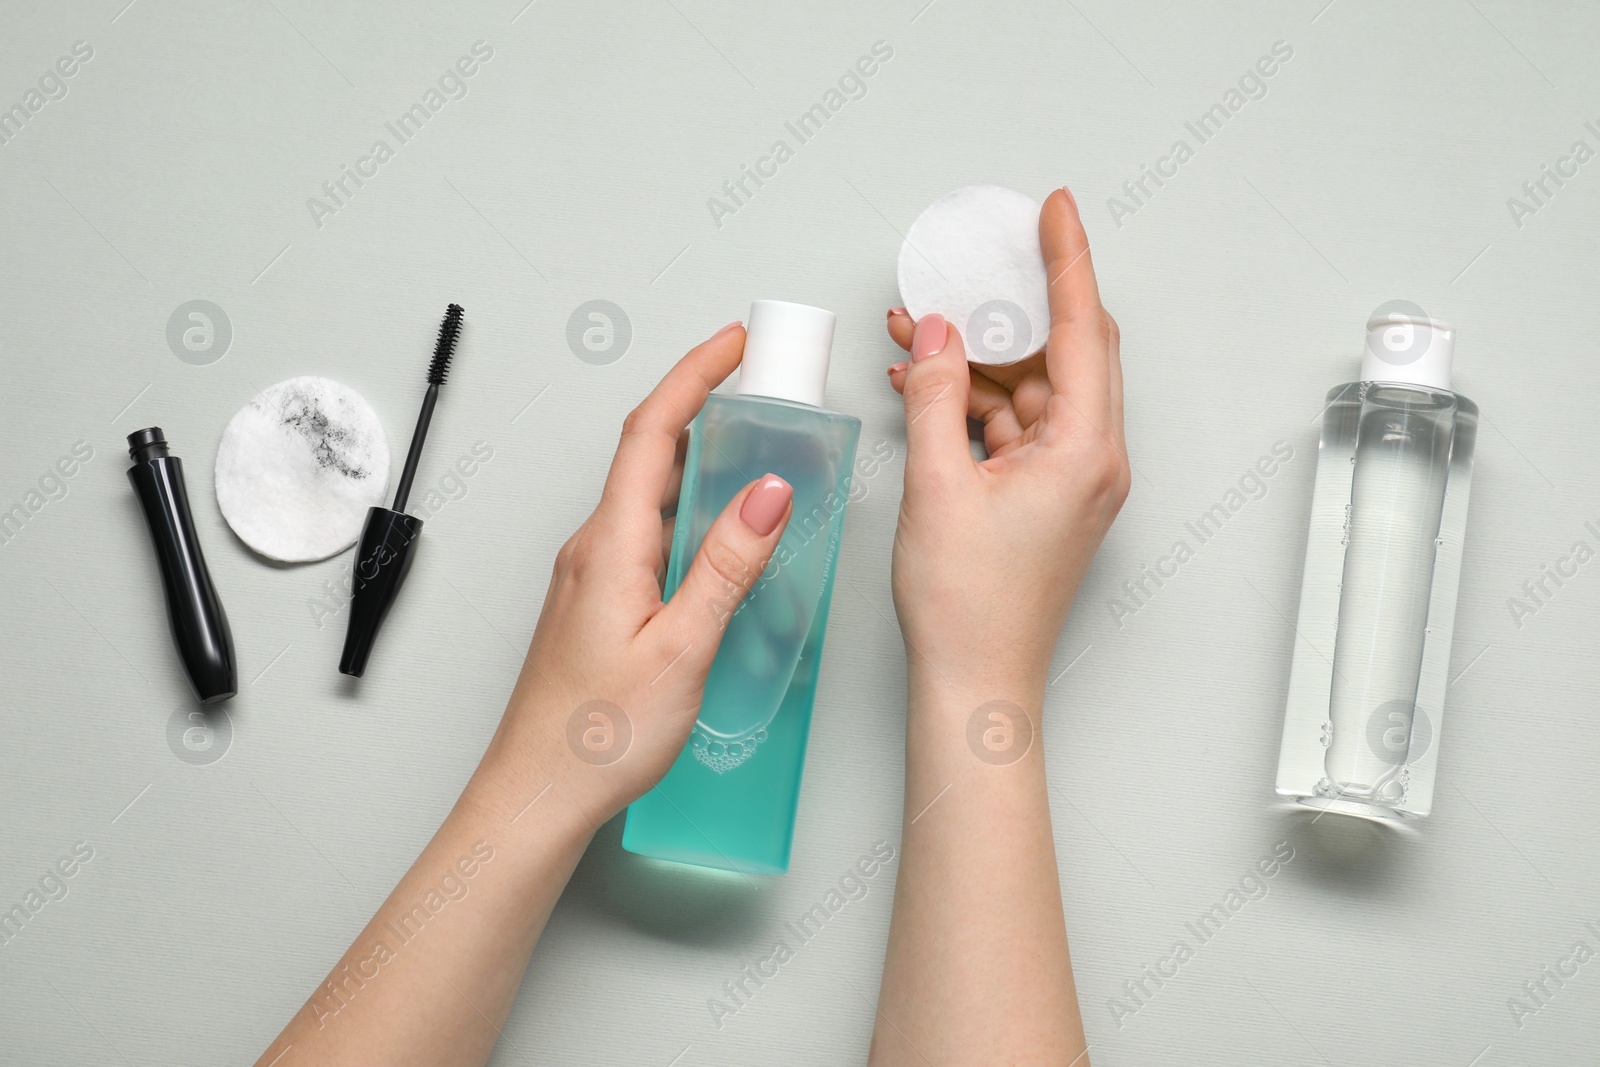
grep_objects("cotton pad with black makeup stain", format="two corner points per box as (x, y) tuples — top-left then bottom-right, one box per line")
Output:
(214, 376), (392, 564)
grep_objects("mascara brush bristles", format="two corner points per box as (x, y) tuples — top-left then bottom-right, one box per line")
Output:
(429, 303), (464, 385)
(392, 303), (465, 513)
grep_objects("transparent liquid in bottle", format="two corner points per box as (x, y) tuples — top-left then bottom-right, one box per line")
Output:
(622, 392), (860, 873)
(1276, 380), (1477, 820)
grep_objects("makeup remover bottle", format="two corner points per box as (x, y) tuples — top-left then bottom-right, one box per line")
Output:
(623, 301), (861, 874)
(1276, 311), (1477, 822)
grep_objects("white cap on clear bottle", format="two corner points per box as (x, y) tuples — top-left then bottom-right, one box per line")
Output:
(1361, 312), (1454, 391)
(735, 300), (836, 408)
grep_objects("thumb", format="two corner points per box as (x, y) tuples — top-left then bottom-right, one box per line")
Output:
(645, 473), (793, 674)
(900, 313), (975, 482)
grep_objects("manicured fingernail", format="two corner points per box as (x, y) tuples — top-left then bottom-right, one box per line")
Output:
(911, 314), (946, 362)
(740, 475), (792, 535)
(1060, 185), (1077, 211)
(887, 361), (908, 375)
(712, 321), (742, 339)
(887, 307), (907, 318)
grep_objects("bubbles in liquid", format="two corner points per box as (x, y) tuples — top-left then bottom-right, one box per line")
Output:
(1320, 721), (1333, 747)
(691, 725), (770, 775)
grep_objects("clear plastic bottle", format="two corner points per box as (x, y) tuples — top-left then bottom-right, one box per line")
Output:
(623, 301), (861, 874)
(1276, 311), (1477, 821)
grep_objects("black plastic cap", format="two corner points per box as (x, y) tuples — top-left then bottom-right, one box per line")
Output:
(339, 507), (424, 677)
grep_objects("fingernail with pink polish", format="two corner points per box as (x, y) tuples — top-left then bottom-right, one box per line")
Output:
(887, 361), (908, 375)
(740, 475), (792, 535)
(1060, 185), (1077, 211)
(887, 307), (907, 318)
(712, 321), (742, 339)
(911, 314), (947, 362)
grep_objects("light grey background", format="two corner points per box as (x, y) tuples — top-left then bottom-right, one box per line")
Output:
(1, 0), (1595, 1064)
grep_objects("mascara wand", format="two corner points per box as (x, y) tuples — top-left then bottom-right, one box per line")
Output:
(392, 303), (462, 513)
(340, 304), (465, 677)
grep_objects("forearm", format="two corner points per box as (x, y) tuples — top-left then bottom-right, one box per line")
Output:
(871, 660), (1087, 1066)
(257, 726), (601, 1067)
(253, 322), (797, 1066)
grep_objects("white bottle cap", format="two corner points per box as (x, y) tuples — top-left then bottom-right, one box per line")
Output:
(1361, 311), (1454, 390)
(736, 300), (836, 408)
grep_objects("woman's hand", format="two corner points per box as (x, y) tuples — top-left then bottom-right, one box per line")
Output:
(478, 321), (794, 826)
(259, 323), (793, 1067)
(868, 187), (1119, 1067)
(884, 188), (1130, 693)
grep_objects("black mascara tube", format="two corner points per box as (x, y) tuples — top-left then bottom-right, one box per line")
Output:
(126, 427), (236, 704)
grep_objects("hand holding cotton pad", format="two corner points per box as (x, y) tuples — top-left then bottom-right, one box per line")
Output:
(897, 185), (1050, 366)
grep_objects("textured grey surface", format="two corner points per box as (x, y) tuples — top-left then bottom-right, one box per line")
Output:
(1, 1), (1596, 1064)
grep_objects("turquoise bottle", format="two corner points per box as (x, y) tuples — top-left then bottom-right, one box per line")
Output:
(623, 301), (861, 874)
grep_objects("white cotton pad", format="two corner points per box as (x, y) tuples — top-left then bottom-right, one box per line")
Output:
(897, 185), (1050, 366)
(215, 376), (390, 563)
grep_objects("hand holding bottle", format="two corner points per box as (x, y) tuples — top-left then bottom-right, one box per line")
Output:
(885, 188), (1130, 693)
(258, 325), (794, 1066)
(482, 322), (794, 824)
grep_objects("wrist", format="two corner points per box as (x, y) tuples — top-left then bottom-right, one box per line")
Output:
(436, 755), (602, 907)
(905, 654), (1048, 763)
(464, 714), (623, 845)
(896, 611), (1055, 699)
(905, 653), (1049, 710)
(902, 661), (1049, 791)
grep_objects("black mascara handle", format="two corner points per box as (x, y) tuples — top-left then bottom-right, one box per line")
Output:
(127, 429), (237, 704)
(339, 507), (424, 677)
